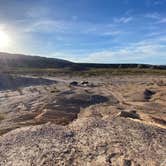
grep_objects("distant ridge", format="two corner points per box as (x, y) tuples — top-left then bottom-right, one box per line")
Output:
(0, 52), (166, 70)
(78, 63), (166, 70)
(0, 52), (73, 69)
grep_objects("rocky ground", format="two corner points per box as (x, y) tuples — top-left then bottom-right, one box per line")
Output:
(0, 74), (166, 166)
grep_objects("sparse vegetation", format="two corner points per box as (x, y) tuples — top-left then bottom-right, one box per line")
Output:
(74, 68), (166, 77)
(2, 67), (166, 78)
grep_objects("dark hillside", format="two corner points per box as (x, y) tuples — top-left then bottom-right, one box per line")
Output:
(0, 52), (74, 69)
(0, 52), (165, 70)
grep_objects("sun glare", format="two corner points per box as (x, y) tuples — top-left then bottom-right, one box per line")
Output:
(0, 30), (10, 49)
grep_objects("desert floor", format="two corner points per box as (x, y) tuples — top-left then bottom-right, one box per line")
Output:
(0, 74), (165, 166)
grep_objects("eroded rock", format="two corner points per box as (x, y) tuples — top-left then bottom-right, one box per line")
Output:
(119, 110), (140, 119)
(144, 89), (156, 100)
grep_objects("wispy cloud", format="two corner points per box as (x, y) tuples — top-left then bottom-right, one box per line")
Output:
(27, 6), (50, 18)
(145, 13), (160, 19)
(23, 5), (133, 36)
(99, 30), (122, 36)
(153, 0), (166, 5)
(25, 19), (67, 33)
(144, 12), (166, 24)
(113, 16), (133, 24)
(157, 18), (166, 23)
(69, 37), (166, 64)
(22, 17), (124, 38)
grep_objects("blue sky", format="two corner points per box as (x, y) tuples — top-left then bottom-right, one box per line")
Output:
(0, 0), (166, 64)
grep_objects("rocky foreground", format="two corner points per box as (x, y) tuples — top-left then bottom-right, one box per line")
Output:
(0, 75), (166, 166)
(0, 108), (166, 166)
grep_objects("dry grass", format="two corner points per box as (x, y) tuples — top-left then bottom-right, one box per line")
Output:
(2, 67), (166, 77)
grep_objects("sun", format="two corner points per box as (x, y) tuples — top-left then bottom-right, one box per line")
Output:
(0, 30), (10, 49)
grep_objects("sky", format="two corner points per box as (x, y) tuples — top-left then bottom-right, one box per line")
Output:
(0, 0), (166, 64)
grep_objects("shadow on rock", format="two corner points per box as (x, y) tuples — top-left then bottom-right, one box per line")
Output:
(35, 93), (109, 125)
(0, 74), (56, 91)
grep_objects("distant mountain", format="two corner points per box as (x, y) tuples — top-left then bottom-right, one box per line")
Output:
(0, 52), (74, 69)
(0, 52), (165, 70)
